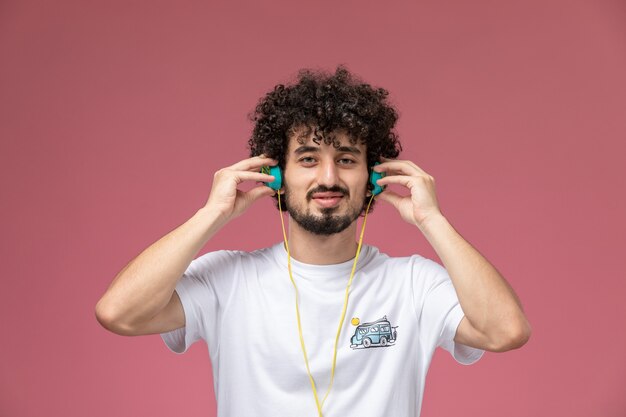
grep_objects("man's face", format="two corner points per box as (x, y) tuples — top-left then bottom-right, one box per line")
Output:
(282, 130), (369, 236)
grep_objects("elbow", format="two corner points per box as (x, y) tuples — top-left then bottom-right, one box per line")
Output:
(95, 299), (117, 332)
(488, 319), (532, 352)
(95, 300), (133, 336)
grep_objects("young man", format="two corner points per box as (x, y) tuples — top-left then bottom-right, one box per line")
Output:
(96, 67), (531, 416)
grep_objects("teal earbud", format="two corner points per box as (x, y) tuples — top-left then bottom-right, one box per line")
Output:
(261, 165), (282, 191)
(369, 162), (385, 196)
(261, 162), (385, 195)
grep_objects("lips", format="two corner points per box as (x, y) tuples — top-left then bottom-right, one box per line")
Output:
(312, 192), (344, 199)
(311, 192), (344, 208)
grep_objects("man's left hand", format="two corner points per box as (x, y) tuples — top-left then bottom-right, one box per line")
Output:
(374, 157), (443, 229)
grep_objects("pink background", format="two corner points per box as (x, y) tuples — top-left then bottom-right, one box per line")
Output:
(1, 0), (625, 416)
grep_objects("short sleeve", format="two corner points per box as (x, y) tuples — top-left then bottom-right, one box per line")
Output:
(160, 251), (238, 356)
(413, 257), (484, 365)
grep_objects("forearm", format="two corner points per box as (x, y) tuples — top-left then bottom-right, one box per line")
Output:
(96, 207), (227, 328)
(418, 214), (530, 346)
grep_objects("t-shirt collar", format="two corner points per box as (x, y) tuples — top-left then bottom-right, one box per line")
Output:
(271, 241), (372, 283)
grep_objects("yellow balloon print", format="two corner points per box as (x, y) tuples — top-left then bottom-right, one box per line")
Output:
(351, 317), (360, 326)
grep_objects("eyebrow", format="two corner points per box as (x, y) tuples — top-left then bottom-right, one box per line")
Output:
(293, 145), (362, 155)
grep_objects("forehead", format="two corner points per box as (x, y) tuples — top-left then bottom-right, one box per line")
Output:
(286, 128), (366, 154)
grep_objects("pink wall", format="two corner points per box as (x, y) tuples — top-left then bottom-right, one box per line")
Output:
(1, 0), (625, 416)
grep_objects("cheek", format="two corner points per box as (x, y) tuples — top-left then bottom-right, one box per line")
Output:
(284, 166), (313, 187)
(283, 180), (306, 204)
(356, 176), (369, 194)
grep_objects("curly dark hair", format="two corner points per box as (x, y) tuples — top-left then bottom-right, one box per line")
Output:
(247, 65), (402, 213)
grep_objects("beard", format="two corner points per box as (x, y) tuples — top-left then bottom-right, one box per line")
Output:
(284, 184), (362, 236)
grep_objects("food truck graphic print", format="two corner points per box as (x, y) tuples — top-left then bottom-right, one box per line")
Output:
(350, 315), (398, 349)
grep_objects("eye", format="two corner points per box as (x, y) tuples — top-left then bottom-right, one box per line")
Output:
(298, 156), (316, 164)
(338, 158), (356, 165)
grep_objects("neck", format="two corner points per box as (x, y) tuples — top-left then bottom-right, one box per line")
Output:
(286, 218), (359, 265)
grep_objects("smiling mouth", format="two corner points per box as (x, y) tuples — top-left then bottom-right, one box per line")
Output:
(311, 194), (344, 208)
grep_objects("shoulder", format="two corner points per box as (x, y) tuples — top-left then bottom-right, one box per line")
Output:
(191, 245), (277, 271)
(363, 245), (430, 269)
(364, 246), (448, 285)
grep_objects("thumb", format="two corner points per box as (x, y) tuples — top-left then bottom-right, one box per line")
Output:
(245, 185), (276, 205)
(376, 190), (403, 210)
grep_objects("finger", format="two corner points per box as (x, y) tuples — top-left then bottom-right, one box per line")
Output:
(379, 174), (436, 192)
(376, 189), (403, 209)
(226, 170), (275, 184)
(244, 184), (276, 204)
(229, 155), (278, 172)
(374, 159), (428, 176)
(375, 174), (417, 188)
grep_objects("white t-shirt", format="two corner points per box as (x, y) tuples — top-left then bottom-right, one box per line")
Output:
(161, 243), (483, 417)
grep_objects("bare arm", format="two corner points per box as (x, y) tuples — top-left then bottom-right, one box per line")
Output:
(375, 158), (531, 352)
(95, 155), (277, 336)
(418, 214), (531, 352)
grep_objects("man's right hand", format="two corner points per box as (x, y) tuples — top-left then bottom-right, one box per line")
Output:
(203, 155), (278, 222)
(96, 154), (279, 336)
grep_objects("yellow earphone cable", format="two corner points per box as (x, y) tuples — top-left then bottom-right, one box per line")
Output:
(277, 192), (376, 417)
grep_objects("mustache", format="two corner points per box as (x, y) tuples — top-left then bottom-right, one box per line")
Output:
(306, 185), (349, 201)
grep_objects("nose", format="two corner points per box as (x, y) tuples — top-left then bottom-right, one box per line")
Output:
(317, 159), (339, 187)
